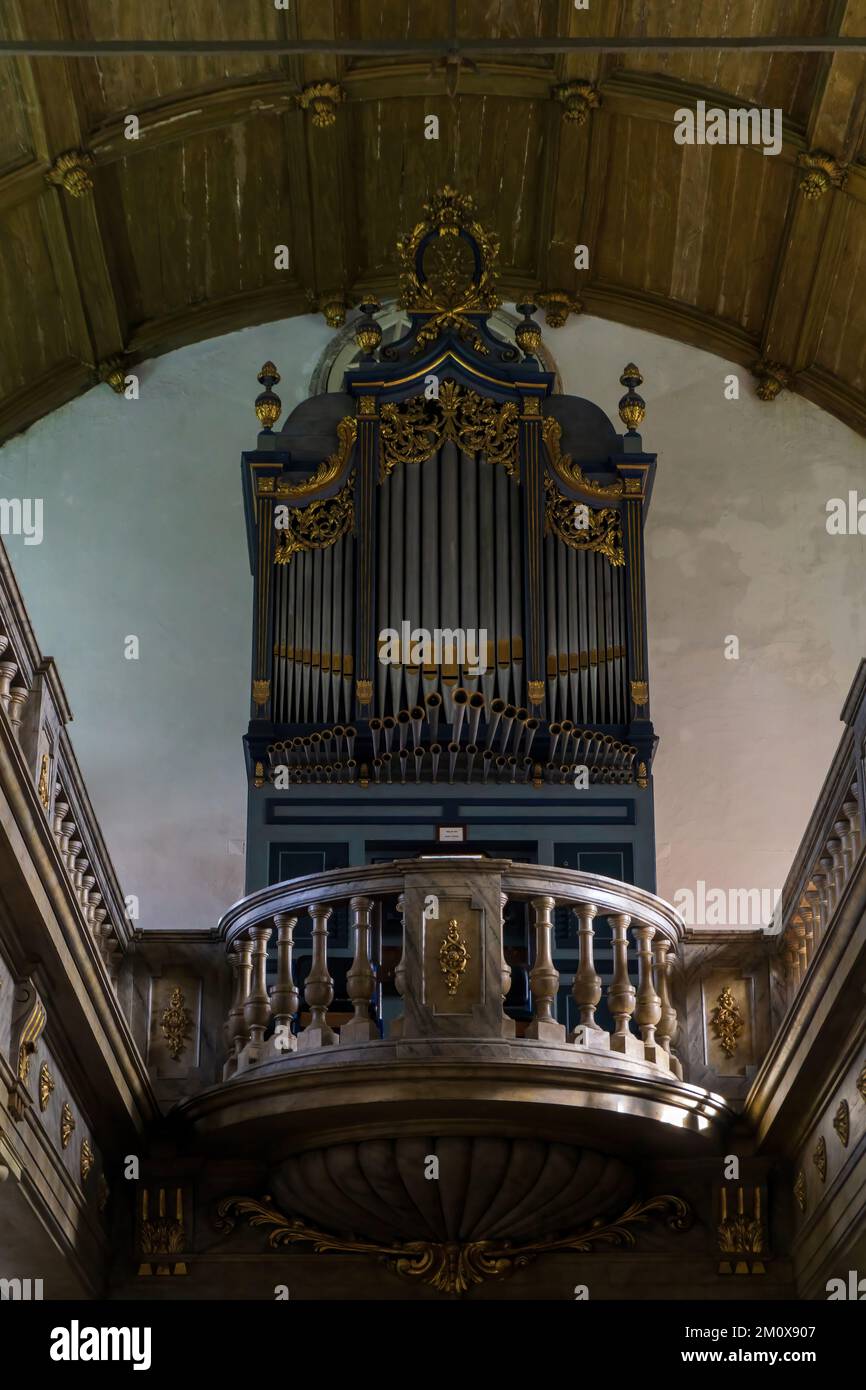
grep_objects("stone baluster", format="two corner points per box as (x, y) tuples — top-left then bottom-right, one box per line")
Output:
(804, 880), (823, 943)
(841, 801), (859, 875)
(608, 913), (639, 1054)
(80, 872), (96, 913)
(633, 923), (661, 1049)
(827, 834), (845, 903)
(843, 794), (861, 857)
(58, 819), (74, 865)
(242, 923), (273, 1058)
(269, 913), (299, 1054)
(653, 937), (677, 1052)
(818, 852), (836, 921)
(799, 899), (815, 963)
(527, 895), (565, 1042)
(222, 947), (244, 1080)
(7, 685), (28, 732)
(500, 893), (515, 1039)
(570, 901), (601, 1034)
(784, 928), (801, 999)
(342, 896), (378, 1042)
(791, 915), (808, 979)
(0, 660), (18, 712)
(229, 938), (253, 1067)
(86, 890), (102, 931)
(297, 903), (338, 1050)
(73, 855), (88, 898)
(52, 799), (69, 837)
(391, 894), (406, 1039)
(65, 837), (81, 877)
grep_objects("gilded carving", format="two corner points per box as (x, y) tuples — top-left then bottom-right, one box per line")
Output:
(297, 81), (345, 128)
(542, 416), (623, 499)
(538, 291), (581, 328)
(794, 1170), (807, 1213)
(544, 476), (624, 567)
(397, 187), (501, 355)
(833, 1099), (850, 1147)
(217, 1192), (689, 1297)
(527, 680), (545, 706)
(717, 1186), (765, 1255)
(630, 680), (649, 706)
(252, 679), (270, 708)
(752, 359), (791, 401)
(813, 1135), (827, 1182)
(552, 80), (601, 124)
(259, 417), (358, 500)
(709, 986), (744, 1058)
(60, 1101), (76, 1149)
(618, 364), (646, 432)
(355, 679), (373, 705)
(46, 149), (94, 197)
(797, 150), (848, 199)
(38, 1061), (54, 1112)
(160, 986), (193, 1062)
(38, 752), (51, 809)
(380, 381), (518, 481)
(439, 919), (470, 996)
(858, 1064), (866, 1103)
(254, 362), (282, 431)
(80, 1138), (95, 1184)
(273, 474), (355, 564)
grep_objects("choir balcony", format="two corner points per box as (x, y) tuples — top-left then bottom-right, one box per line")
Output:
(176, 859), (731, 1249)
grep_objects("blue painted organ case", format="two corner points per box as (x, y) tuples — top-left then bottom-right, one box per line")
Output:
(240, 190), (659, 1012)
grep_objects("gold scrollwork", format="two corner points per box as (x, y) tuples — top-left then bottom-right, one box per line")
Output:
(544, 476), (624, 567)
(160, 987), (193, 1062)
(38, 753), (50, 809)
(60, 1102), (75, 1149)
(397, 186), (501, 355)
(80, 1138), (95, 1184)
(259, 417), (358, 502)
(380, 381), (518, 482)
(542, 416), (623, 499)
(274, 474), (355, 565)
(216, 1193), (689, 1297)
(709, 986), (744, 1058)
(439, 919), (470, 996)
(794, 1170), (807, 1213)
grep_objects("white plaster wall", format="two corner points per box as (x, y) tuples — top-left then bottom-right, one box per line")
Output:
(0, 312), (863, 927)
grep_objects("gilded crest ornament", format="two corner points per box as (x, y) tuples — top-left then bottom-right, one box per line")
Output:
(812, 1135), (827, 1182)
(438, 918), (470, 996)
(252, 679), (270, 708)
(46, 149), (94, 197)
(397, 187), (501, 355)
(60, 1101), (76, 1149)
(38, 1061), (54, 1112)
(258, 417), (358, 501)
(833, 1099), (850, 1147)
(709, 986), (744, 1058)
(38, 752), (51, 809)
(217, 1192), (689, 1297)
(793, 1170), (807, 1213)
(274, 474), (355, 564)
(160, 986), (193, 1062)
(630, 680), (649, 706)
(80, 1138), (95, 1184)
(380, 381), (519, 481)
(544, 477), (624, 567)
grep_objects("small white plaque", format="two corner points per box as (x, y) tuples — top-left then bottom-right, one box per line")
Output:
(437, 825), (465, 843)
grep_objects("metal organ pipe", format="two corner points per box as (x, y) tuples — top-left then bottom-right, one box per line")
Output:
(382, 716), (396, 754)
(447, 742), (460, 784)
(465, 745), (478, 782)
(467, 692), (485, 746)
(410, 706), (425, 749)
(397, 710), (411, 752)
(487, 698), (506, 748)
(499, 705), (517, 752)
(451, 688), (470, 744)
(425, 691), (442, 741)
(369, 718), (382, 759)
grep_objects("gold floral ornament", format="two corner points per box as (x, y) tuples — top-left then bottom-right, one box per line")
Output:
(38, 753), (50, 809)
(858, 1064), (866, 1103)
(380, 381), (518, 481)
(812, 1136), (827, 1182)
(216, 1192), (689, 1297)
(552, 80), (601, 125)
(60, 1102), (76, 1149)
(297, 81), (345, 128)
(160, 987), (193, 1062)
(439, 919), (470, 996)
(709, 986), (744, 1058)
(80, 1138), (95, 1185)
(793, 1170), (807, 1213)
(797, 150), (847, 199)
(397, 187), (501, 356)
(274, 474), (355, 565)
(544, 477), (624, 567)
(46, 148), (94, 197)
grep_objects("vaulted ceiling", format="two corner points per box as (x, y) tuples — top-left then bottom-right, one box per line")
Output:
(1, 1), (866, 443)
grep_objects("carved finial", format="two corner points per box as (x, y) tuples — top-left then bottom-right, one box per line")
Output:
(47, 149), (95, 197)
(297, 81), (345, 128)
(618, 364), (645, 432)
(515, 302), (542, 357)
(255, 362), (282, 431)
(98, 356), (128, 394)
(552, 80), (601, 125)
(321, 296), (348, 328)
(354, 300), (383, 355)
(797, 150), (847, 199)
(752, 358), (791, 401)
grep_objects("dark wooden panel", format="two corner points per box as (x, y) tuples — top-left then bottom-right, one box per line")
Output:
(0, 196), (75, 395)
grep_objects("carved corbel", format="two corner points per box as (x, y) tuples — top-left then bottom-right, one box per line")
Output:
(797, 150), (848, 199)
(751, 359), (792, 402)
(8, 980), (47, 1121)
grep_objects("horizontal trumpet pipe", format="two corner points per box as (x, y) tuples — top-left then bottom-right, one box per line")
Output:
(523, 717), (539, 757)
(447, 741), (460, 784)
(425, 691), (442, 741)
(347, 759), (357, 783)
(508, 755), (518, 784)
(410, 705), (425, 749)
(398, 747), (409, 782)
(560, 720), (575, 762)
(372, 757), (382, 784)
(430, 743), (442, 782)
(482, 749), (495, 784)
(451, 687), (470, 745)
(345, 725), (357, 759)
(413, 745), (425, 783)
(499, 705), (517, 752)
(382, 715), (396, 753)
(465, 744), (478, 783)
(511, 708), (527, 754)
(397, 709), (411, 752)
(369, 717), (382, 759)
(548, 723), (561, 763)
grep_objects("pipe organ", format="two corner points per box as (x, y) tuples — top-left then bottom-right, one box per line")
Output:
(241, 188), (659, 895)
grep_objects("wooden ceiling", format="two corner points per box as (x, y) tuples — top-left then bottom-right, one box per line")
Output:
(1, 0), (866, 442)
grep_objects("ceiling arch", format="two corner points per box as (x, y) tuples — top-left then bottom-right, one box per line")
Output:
(1, 0), (865, 443)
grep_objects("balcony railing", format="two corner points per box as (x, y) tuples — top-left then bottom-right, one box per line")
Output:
(218, 858), (684, 1082)
(0, 540), (129, 979)
(776, 660), (866, 1009)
